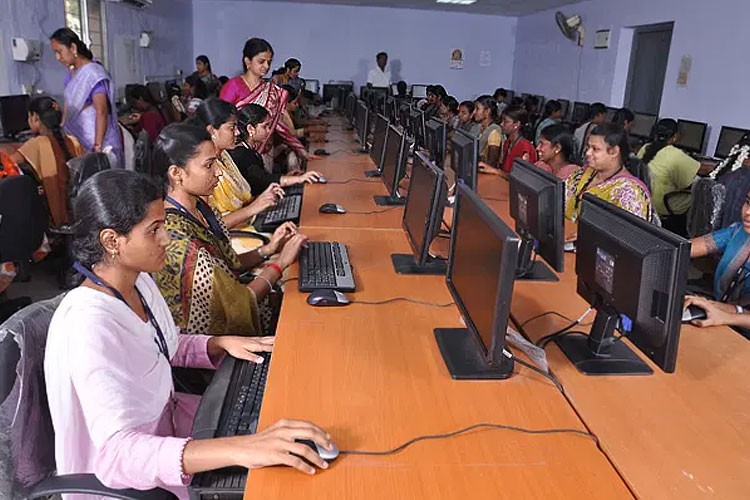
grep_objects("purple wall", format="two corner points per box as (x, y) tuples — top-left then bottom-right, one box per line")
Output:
(192, 0), (517, 101)
(513, 0), (750, 153)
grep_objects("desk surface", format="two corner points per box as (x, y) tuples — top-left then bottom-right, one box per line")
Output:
(247, 227), (631, 499)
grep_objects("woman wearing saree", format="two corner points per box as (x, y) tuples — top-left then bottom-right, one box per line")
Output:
(152, 123), (308, 337)
(50, 28), (123, 168)
(219, 38), (317, 167)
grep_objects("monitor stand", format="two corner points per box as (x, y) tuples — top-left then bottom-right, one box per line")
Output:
(373, 194), (406, 206)
(434, 328), (514, 380)
(391, 253), (446, 275)
(515, 236), (558, 282)
(353, 148), (369, 155)
(364, 170), (381, 178)
(555, 305), (653, 376)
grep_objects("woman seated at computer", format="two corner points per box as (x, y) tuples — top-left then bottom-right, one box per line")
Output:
(126, 84), (169, 142)
(480, 106), (538, 175)
(637, 119), (707, 217)
(534, 100), (564, 145)
(565, 123), (652, 222)
(191, 54), (221, 96)
(45, 168), (333, 497)
(153, 123), (308, 337)
(456, 101), (479, 134)
(535, 124), (579, 180)
(473, 96), (503, 171)
(231, 104), (322, 194)
(710, 132), (750, 227)
(189, 98), (283, 230)
(219, 38), (313, 164)
(9, 96), (83, 226)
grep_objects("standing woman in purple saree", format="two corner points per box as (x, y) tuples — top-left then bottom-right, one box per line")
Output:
(50, 28), (123, 168)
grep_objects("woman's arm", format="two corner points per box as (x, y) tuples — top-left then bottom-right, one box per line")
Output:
(92, 92), (110, 152)
(690, 235), (716, 258)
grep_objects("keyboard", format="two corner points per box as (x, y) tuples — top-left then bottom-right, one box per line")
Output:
(299, 241), (356, 292)
(284, 184), (305, 196)
(254, 194), (302, 231)
(189, 355), (271, 499)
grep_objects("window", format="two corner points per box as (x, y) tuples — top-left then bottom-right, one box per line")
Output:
(64, 0), (107, 67)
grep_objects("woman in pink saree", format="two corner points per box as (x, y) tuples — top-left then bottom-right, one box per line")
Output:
(50, 28), (123, 168)
(220, 38), (317, 165)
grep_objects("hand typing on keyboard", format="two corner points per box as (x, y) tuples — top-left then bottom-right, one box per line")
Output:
(247, 183), (284, 217)
(207, 335), (275, 364)
(267, 222), (299, 253)
(277, 233), (310, 269)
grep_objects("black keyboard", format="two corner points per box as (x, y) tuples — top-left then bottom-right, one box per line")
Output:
(189, 355), (271, 499)
(284, 184), (305, 196)
(254, 194), (302, 231)
(299, 241), (356, 292)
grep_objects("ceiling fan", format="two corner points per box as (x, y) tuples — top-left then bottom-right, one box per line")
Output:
(556, 11), (585, 46)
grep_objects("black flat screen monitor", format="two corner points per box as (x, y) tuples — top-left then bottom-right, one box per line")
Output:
(571, 102), (590, 124)
(425, 118), (447, 169)
(392, 151), (448, 275)
(629, 112), (658, 139)
(0, 95), (31, 138)
(355, 100), (370, 151)
(412, 84), (428, 99)
(146, 81), (166, 103)
(504, 90), (515, 104)
(606, 107), (618, 122)
(450, 128), (479, 191)
(376, 124), (408, 204)
(714, 126), (750, 159)
(305, 79), (320, 94)
(434, 182), (518, 379)
(556, 194), (690, 375)
(509, 159), (565, 281)
(385, 96), (396, 123)
(675, 119), (708, 155)
(369, 113), (389, 173)
(558, 99), (570, 120)
(399, 102), (411, 130)
(409, 108), (426, 149)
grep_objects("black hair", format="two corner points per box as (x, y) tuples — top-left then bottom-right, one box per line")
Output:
(152, 123), (213, 188)
(542, 99), (562, 119)
(166, 81), (182, 99)
(219, 75), (229, 85)
(376, 52), (388, 60)
(589, 122), (630, 166)
(493, 88), (508, 101)
(540, 124), (578, 165)
(192, 97), (237, 129)
(613, 107), (634, 125)
(641, 118), (678, 164)
(502, 105), (529, 126)
(281, 84), (298, 103)
(196, 55), (212, 73)
(588, 102), (607, 120)
(272, 67), (286, 76)
(475, 95), (499, 122)
(72, 170), (163, 268)
(127, 84), (158, 107)
(29, 96), (73, 162)
(185, 74), (208, 99)
(50, 27), (94, 60)
(236, 103), (269, 142)
(396, 81), (407, 96)
(433, 85), (447, 99)
(444, 96), (459, 115)
(511, 96), (524, 107)
(426, 85), (436, 95)
(242, 38), (274, 72)
(459, 100), (475, 115)
(284, 58), (301, 71)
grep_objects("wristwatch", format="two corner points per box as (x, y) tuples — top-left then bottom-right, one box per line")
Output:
(736, 305), (745, 315)
(257, 246), (270, 261)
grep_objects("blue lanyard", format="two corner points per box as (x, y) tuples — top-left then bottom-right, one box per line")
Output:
(165, 195), (226, 241)
(73, 262), (170, 360)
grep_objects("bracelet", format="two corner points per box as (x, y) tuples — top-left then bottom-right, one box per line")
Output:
(736, 305), (744, 315)
(266, 262), (283, 276)
(255, 274), (273, 292)
(257, 246), (269, 261)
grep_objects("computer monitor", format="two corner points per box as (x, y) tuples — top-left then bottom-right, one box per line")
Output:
(434, 182), (518, 379)
(504, 90), (515, 104)
(571, 102), (590, 124)
(146, 81), (166, 103)
(345, 92), (357, 125)
(425, 118), (447, 169)
(322, 84), (339, 103)
(555, 194), (690, 375)
(675, 119), (707, 155)
(399, 102), (411, 130)
(410, 107), (426, 149)
(374, 124), (408, 206)
(366, 113), (389, 177)
(305, 79), (320, 94)
(392, 151), (448, 275)
(558, 99), (570, 120)
(509, 159), (565, 282)
(606, 107), (618, 122)
(390, 83), (399, 95)
(385, 96), (397, 123)
(521, 93), (531, 102)
(534, 95), (545, 109)
(412, 84), (428, 99)
(450, 128), (479, 192)
(354, 100), (370, 153)
(629, 112), (658, 139)
(0, 95), (31, 138)
(714, 126), (750, 159)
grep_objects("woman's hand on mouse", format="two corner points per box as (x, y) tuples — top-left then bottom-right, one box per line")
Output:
(683, 295), (735, 328)
(207, 335), (274, 364)
(266, 222), (298, 254)
(229, 419), (333, 475)
(277, 233), (309, 269)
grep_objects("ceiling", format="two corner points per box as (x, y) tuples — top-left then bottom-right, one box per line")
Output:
(247, 0), (587, 16)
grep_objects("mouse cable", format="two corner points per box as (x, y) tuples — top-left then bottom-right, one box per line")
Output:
(534, 308), (594, 348)
(345, 206), (401, 215)
(483, 196), (508, 202)
(502, 349), (564, 393)
(326, 178), (380, 185)
(520, 310), (575, 328)
(350, 297), (454, 308)
(339, 421), (597, 457)
(329, 150), (363, 157)
(278, 276), (299, 287)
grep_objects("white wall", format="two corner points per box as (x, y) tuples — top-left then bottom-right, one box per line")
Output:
(192, 0), (517, 101)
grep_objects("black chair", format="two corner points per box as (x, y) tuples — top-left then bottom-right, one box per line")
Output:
(687, 178), (726, 238)
(0, 296), (174, 499)
(133, 130), (152, 176)
(662, 190), (691, 236)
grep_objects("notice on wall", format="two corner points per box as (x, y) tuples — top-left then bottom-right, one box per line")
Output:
(479, 50), (491, 67)
(677, 55), (692, 87)
(450, 49), (464, 70)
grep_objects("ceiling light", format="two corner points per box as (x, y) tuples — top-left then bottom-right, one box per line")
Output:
(436, 0), (477, 5)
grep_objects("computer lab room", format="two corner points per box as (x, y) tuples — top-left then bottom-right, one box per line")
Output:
(0, 0), (748, 498)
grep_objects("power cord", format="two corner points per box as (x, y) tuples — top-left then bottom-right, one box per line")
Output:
(326, 178), (381, 185)
(503, 349), (564, 393)
(535, 308), (593, 348)
(339, 422), (597, 456)
(342, 206), (401, 215)
(484, 197), (508, 202)
(351, 297), (454, 308)
(329, 150), (364, 157)
(520, 310), (575, 328)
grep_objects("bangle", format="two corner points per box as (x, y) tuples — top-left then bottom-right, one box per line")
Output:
(257, 246), (269, 261)
(266, 262), (283, 276)
(736, 305), (744, 314)
(255, 274), (273, 292)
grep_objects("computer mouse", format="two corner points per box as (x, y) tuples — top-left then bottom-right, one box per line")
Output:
(682, 305), (708, 323)
(564, 241), (577, 253)
(315, 176), (328, 184)
(314, 148), (330, 156)
(295, 439), (340, 464)
(319, 203), (346, 214)
(307, 289), (350, 306)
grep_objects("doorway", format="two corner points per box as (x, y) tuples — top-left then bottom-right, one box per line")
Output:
(624, 22), (674, 114)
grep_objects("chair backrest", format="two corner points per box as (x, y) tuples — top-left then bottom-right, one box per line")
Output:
(67, 152), (111, 202)
(688, 178), (726, 238)
(133, 130), (152, 176)
(0, 176), (48, 262)
(0, 295), (65, 490)
(120, 123), (136, 171)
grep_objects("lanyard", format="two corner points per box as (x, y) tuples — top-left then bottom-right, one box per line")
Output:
(73, 262), (170, 360)
(500, 133), (522, 167)
(721, 251), (750, 303)
(574, 166), (624, 212)
(165, 195), (226, 241)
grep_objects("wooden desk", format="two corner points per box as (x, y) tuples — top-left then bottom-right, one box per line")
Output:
(481, 176), (750, 499)
(246, 227), (631, 499)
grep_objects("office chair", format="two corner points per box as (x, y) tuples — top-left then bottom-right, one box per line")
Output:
(0, 295), (175, 499)
(662, 190), (691, 237)
(687, 178), (726, 238)
(133, 130), (152, 176)
(121, 123), (136, 171)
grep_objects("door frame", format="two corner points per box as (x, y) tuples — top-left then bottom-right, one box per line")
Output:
(624, 22), (674, 114)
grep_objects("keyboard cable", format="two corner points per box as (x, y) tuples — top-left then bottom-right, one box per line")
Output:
(350, 297), (454, 308)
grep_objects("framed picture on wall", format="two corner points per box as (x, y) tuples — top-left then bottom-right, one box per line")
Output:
(450, 49), (464, 70)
